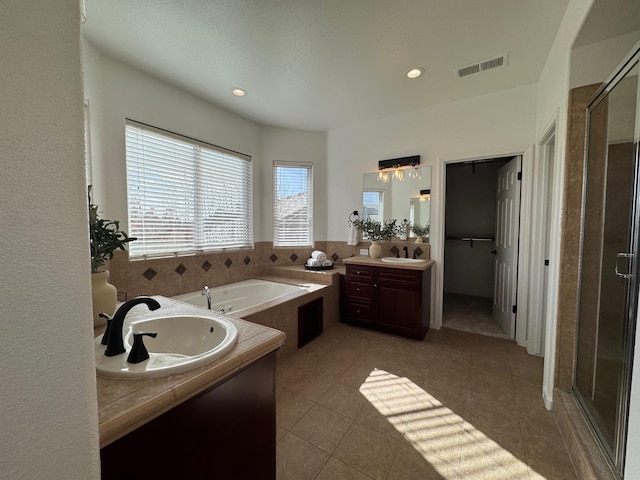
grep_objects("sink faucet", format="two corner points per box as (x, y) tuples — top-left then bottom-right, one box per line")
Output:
(403, 246), (409, 258)
(104, 297), (161, 357)
(202, 286), (211, 310)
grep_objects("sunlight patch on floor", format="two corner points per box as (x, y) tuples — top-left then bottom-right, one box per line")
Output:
(359, 368), (532, 479)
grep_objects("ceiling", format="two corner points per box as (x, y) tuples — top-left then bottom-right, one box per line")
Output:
(83, 0), (572, 131)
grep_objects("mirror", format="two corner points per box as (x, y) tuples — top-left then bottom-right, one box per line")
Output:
(363, 166), (431, 237)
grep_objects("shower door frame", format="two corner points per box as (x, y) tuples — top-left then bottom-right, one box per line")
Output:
(573, 41), (640, 477)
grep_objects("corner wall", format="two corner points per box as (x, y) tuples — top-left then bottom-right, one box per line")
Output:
(0, 1), (100, 477)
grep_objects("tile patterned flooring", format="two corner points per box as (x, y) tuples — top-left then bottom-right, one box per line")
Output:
(442, 293), (509, 339)
(276, 324), (576, 480)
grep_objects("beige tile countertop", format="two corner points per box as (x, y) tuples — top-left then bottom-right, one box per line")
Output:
(342, 255), (434, 271)
(95, 295), (285, 448)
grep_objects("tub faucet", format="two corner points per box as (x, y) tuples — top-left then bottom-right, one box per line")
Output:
(201, 286), (211, 310)
(104, 297), (161, 357)
(403, 246), (409, 258)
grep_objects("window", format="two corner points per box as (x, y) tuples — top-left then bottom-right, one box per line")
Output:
(273, 161), (313, 247)
(125, 120), (252, 259)
(363, 190), (384, 221)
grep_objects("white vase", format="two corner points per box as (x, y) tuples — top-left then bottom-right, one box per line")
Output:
(415, 236), (424, 244)
(369, 241), (383, 258)
(92, 271), (117, 328)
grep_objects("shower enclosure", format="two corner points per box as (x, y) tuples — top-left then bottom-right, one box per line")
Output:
(574, 42), (640, 478)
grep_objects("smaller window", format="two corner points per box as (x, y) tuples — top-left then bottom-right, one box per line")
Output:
(363, 190), (384, 221)
(273, 161), (313, 247)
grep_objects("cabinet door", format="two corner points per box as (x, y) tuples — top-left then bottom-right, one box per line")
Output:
(376, 280), (422, 335)
(375, 270), (422, 336)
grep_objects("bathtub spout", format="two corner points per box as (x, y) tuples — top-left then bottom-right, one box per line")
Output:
(201, 286), (211, 310)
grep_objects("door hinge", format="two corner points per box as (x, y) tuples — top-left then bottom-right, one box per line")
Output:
(512, 305), (517, 314)
(517, 171), (522, 181)
(544, 259), (549, 266)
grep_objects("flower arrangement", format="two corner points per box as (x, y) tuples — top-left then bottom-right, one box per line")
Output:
(352, 218), (401, 241)
(89, 186), (136, 273)
(411, 223), (430, 238)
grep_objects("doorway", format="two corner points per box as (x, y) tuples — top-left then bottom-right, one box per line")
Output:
(442, 156), (521, 339)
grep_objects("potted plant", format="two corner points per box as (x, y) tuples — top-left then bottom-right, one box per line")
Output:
(353, 218), (401, 258)
(89, 186), (136, 327)
(411, 223), (429, 243)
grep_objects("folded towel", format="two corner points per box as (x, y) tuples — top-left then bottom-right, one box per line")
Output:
(307, 258), (321, 267)
(311, 250), (327, 263)
(347, 224), (359, 246)
(322, 259), (333, 267)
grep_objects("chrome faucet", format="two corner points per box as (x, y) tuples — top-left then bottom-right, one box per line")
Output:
(201, 286), (211, 310)
(104, 297), (161, 357)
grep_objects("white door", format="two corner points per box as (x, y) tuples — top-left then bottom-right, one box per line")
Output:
(493, 156), (521, 338)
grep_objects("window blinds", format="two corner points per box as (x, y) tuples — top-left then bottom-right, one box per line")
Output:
(273, 161), (313, 247)
(126, 120), (252, 259)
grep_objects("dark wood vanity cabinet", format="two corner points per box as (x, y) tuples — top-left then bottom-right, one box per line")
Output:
(343, 264), (430, 339)
(101, 352), (276, 480)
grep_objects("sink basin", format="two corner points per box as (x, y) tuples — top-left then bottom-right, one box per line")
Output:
(95, 314), (238, 379)
(380, 257), (427, 264)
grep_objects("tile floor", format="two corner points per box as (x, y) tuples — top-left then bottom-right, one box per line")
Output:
(442, 293), (509, 339)
(275, 324), (577, 480)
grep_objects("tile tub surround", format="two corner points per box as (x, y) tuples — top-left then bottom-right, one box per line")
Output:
(276, 324), (577, 479)
(95, 296), (285, 448)
(108, 241), (430, 299)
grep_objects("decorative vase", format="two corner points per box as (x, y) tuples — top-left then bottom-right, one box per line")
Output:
(415, 236), (424, 244)
(369, 241), (383, 258)
(91, 271), (117, 328)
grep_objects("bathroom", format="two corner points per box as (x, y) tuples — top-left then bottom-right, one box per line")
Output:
(3, 0), (640, 479)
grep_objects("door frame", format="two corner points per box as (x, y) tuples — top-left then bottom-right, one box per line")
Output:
(527, 119), (558, 357)
(432, 145), (534, 348)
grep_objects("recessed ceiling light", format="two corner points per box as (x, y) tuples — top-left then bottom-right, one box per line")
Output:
(406, 68), (424, 79)
(232, 88), (247, 97)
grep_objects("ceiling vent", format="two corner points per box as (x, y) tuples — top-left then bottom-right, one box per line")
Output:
(457, 53), (508, 78)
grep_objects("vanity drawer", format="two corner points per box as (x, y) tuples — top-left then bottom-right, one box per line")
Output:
(346, 264), (373, 278)
(346, 280), (373, 299)
(346, 300), (373, 321)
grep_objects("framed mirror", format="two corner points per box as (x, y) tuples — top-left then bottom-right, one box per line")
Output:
(362, 166), (432, 237)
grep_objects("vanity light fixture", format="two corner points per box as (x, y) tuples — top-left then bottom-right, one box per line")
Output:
(419, 189), (431, 202)
(406, 67), (424, 79)
(377, 155), (421, 183)
(232, 88), (247, 97)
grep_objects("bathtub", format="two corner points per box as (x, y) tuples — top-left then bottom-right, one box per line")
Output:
(173, 279), (307, 316)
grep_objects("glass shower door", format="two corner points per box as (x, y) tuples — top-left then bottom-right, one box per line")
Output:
(574, 47), (639, 477)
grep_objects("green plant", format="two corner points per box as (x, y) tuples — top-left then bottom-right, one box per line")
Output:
(353, 218), (401, 241)
(411, 223), (430, 237)
(89, 186), (136, 273)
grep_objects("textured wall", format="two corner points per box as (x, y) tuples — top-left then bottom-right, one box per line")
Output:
(0, 1), (100, 478)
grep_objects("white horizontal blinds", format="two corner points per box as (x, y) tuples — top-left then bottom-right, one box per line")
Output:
(198, 147), (252, 249)
(126, 120), (252, 259)
(273, 161), (313, 247)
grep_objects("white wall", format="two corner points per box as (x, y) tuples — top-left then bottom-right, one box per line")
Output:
(534, 0), (594, 410)
(571, 30), (640, 88)
(0, 1), (100, 478)
(327, 84), (537, 327)
(83, 46), (329, 244)
(260, 126), (328, 242)
(82, 45), (264, 237)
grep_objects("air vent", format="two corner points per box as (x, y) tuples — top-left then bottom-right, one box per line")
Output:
(457, 53), (508, 78)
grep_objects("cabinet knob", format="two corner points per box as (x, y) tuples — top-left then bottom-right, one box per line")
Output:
(374, 283), (378, 288)
(356, 271), (361, 275)
(356, 288), (360, 292)
(356, 309), (361, 314)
